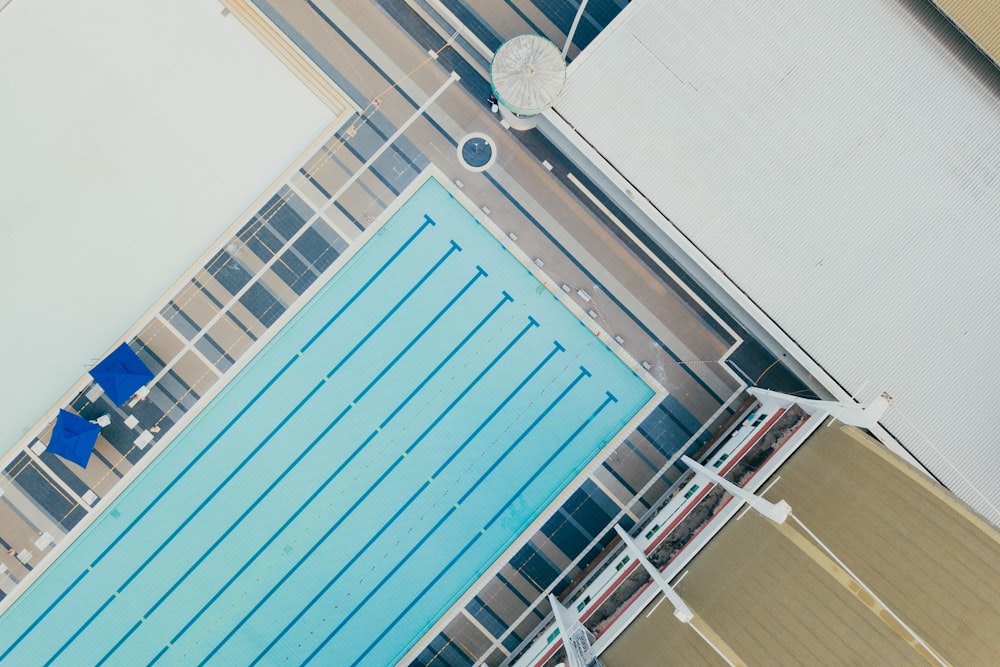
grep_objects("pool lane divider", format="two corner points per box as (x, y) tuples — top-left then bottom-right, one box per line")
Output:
(305, 367), (598, 666)
(94, 266), (489, 665)
(197, 320), (546, 666)
(349, 390), (619, 667)
(300, 215), (435, 353)
(150, 293), (521, 665)
(39, 239), (461, 666)
(247, 343), (571, 665)
(0, 213), (439, 662)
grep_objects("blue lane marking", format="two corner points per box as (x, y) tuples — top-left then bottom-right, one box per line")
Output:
(196, 316), (541, 665)
(288, 0), (729, 411)
(151, 291), (516, 665)
(0, 352), (298, 663)
(250, 342), (567, 665)
(481, 168), (727, 406)
(94, 267), (488, 665)
(0, 213), (440, 662)
(305, 367), (596, 665)
(42, 378), (330, 667)
(300, 214), (434, 352)
(379, 291), (515, 429)
(354, 265), (486, 404)
(324, 240), (460, 381)
(348, 391), (618, 666)
(40, 240), (460, 665)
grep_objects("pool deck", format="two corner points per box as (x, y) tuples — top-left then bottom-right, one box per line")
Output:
(0, 2), (777, 664)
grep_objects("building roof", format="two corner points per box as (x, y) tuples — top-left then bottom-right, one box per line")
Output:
(552, 0), (1000, 525)
(932, 0), (1000, 65)
(601, 422), (1000, 665)
(0, 0), (334, 454)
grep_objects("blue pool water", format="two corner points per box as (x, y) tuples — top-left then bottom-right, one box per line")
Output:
(0, 177), (656, 666)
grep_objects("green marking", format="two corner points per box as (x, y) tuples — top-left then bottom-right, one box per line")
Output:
(454, 503), (460, 510)
(480, 528), (487, 534)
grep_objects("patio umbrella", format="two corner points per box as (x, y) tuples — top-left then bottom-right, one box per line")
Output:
(47, 409), (102, 468)
(89, 342), (154, 405)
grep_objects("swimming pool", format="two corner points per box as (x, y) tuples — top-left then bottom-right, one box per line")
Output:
(0, 176), (657, 666)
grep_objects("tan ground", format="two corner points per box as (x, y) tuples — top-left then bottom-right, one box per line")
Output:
(602, 422), (1000, 666)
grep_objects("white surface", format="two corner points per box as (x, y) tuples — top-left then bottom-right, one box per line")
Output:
(33, 533), (53, 551)
(134, 430), (154, 450)
(491, 35), (567, 115)
(556, 0), (1000, 523)
(0, 0), (331, 453)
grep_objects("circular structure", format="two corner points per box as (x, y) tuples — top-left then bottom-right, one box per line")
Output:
(490, 34), (567, 116)
(457, 133), (496, 172)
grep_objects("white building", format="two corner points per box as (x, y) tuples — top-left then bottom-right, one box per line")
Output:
(542, 0), (1000, 524)
(0, 0), (340, 453)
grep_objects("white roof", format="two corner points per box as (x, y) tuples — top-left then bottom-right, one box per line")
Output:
(0, 0), (331, 451)
(491, 35), (567, 115)
(554, 0), (1000, 523)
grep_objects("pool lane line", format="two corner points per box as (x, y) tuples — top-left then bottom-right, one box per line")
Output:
(40, 240), (461, 666)
(304, 367), (598, 666)
(352, 265), (486, 404)
(247, 344), (570, 666)
(152, 296), (523, 665)
(0, 214), (438, 662)
(196, 319), (545, 666)
(300, 214), (436, 352)
(94, 267), (490, 666)
(351, 391), (619, 667)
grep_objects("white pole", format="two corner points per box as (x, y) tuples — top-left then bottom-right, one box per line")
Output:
(562, 0), (590, 59)
(613, 525), (693, 623)
(681, 455), (792, 524)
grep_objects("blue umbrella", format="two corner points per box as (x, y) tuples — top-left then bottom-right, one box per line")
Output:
(47, 409), (102, 468)
(89, 342), (154, 405)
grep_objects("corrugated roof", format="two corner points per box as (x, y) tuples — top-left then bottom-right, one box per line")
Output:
(553, 0), (1000, 524)
(932, 0), (1000, 65)
(601, 424), (1000, 665)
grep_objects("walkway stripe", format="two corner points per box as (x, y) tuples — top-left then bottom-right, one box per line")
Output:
(249, 344), (569, 665)
(315, 379), (614, 666)
(151, 290), (515, 665)
(95, 266), (488, 665)
(0, 214), (436, 662)
(41, 240), (459, 665)
(193, 315), (541, 665)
